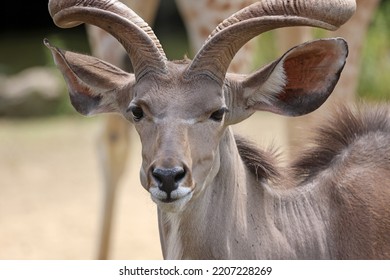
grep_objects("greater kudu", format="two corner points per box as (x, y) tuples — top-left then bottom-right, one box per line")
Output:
(45, 0), (390, 259)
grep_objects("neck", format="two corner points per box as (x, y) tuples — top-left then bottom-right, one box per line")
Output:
(158, 129), (332, 259)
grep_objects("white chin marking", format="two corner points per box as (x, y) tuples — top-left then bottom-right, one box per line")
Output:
(150, 186), (193, 212)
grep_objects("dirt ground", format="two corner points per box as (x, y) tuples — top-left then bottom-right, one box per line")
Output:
(0, 112), (287, 260)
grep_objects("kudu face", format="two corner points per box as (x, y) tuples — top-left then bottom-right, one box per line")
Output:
(45, 0), (356, 212)
(130, 68), (227, 211)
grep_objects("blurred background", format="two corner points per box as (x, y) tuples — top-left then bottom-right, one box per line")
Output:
(0, 0), (389, 259)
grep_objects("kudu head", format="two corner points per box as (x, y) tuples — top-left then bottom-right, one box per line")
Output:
(46, 0), (355, 212)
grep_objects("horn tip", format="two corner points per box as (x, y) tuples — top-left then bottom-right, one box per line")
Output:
(43, 38), (56, 50)
(43, 38), (62, 56)
(43, 38), (50, 47)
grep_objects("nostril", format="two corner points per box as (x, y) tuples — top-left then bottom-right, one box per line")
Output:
(152, 169), (162, 184)
(152, 167), (186, 194)
(152, 167), (185, 183)
(174, 168), (186, 182)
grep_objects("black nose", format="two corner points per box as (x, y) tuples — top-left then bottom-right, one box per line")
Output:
(152, 167), (186, 195)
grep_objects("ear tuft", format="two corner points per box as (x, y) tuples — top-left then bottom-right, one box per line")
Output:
(246, 62), (287, 107)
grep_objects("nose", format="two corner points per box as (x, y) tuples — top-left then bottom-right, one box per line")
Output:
(152, 167), (186, 196)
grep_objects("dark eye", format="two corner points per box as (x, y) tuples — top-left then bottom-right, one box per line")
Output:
(210, 108), (228, 122)
(128, 105), (144, 122)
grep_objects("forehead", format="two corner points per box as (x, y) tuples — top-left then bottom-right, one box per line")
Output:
(133, 61), (225, 117)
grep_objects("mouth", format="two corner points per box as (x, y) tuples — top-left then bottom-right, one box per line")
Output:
(159, 197), (180, 203)
(149, 186), (193, 212)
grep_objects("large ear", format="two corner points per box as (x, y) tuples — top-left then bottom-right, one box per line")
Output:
(239, 38), (348, 118)
(44, 39), (134, 116)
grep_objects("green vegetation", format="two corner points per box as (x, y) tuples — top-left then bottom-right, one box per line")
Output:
(0, 27), (90, 75)
(358, 0), (390, 100)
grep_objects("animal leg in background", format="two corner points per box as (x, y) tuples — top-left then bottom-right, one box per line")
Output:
(86, 0), (160, 260)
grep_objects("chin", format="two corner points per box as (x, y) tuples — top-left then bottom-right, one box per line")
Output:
(150, 186), (193, 213)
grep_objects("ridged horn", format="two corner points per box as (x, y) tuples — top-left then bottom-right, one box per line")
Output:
(48, 0), (168, 80)
(186, 0), (356, 84)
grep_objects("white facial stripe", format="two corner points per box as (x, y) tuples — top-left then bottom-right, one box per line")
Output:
(153, 117), (199, 125)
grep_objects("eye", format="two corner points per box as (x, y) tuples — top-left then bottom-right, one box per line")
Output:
(210, 108), (228, 122)
(128, 105), (144, 122)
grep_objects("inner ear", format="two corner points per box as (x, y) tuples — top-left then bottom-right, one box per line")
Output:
(243, 38), (348, 116)
(279, 39), (348, 114)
